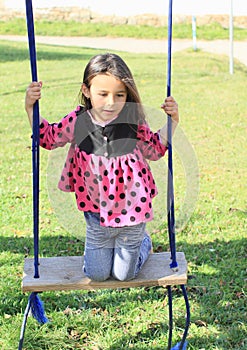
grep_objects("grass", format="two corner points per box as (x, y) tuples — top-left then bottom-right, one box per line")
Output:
(0, 18), (247, 40)
(0, 37), (246, 350)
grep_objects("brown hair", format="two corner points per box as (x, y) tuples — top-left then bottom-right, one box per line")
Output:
(79, 53), (146, 122)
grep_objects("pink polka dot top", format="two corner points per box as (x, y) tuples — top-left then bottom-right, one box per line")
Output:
(39, 105), (167, 227)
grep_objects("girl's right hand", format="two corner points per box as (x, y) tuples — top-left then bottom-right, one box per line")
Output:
(25, 81), (42, 112)
(25, 81), (43, 127)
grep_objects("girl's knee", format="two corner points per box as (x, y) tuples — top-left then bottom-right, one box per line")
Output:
(112, 269), (136, 282)
(84, 266), (111, 282)
(83, 248), (113, 282)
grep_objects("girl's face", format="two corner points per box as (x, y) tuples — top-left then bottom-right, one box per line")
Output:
(82, 73), (127, 123)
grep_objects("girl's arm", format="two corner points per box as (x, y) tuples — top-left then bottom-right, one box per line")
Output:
(25, 81), (43, 127)
(159, 96), (179, 147)
(25, 81), (76, 150)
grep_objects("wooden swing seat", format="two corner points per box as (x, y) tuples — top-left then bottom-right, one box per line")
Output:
(22, 252), (187, 293)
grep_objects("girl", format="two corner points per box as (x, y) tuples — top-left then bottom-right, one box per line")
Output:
(25, 53), (179, 282)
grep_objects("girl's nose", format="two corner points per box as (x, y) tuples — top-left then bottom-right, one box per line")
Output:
(107, 94), (115, 106)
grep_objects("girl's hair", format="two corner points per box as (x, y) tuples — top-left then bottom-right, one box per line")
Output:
(79, 53), (146, 122)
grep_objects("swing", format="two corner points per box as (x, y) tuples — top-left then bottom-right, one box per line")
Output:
(19, 1), (190, 349)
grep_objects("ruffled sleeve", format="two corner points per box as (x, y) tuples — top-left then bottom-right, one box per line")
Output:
(39, 109), (78, 150)
(137, 121), (167, 160)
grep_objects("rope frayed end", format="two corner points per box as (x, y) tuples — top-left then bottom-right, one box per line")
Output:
(171, 341), (188, 350)
(29, 292), (49, 324)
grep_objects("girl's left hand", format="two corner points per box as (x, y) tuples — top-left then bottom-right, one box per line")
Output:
(161, 96), (179, 124)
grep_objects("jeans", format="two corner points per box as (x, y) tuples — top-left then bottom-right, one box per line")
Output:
(83, 212), (151, 282)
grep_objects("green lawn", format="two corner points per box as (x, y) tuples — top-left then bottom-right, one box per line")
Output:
(0, 39), (246, 349)
(0, 18), (247, 40)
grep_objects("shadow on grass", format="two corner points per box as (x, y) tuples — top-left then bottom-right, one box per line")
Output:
(0, 41), (94, 63)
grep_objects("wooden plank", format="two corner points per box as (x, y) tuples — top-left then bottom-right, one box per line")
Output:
(22, 252), (187, 293)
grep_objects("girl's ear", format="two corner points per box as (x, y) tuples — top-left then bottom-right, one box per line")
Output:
(81, 83), (90, 98)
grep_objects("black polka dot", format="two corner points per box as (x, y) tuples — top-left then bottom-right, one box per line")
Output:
(61, 176), (65, 181)
(79, 202), (85, 208)
(101, 201), (107, 207)
(67, 172), (73, 177)
(130, 216), (136, 222)
(120, 193), (125, 199)
(84, 171), (90, 177)
(108, 210), (113, 216)
(135, 206), (141, 212)
(141, 197), (146, 202)
(121, 209), (127, 215)
(79, 186), (84, 192)
(130, 191), (136, 197)
(115, 218), (121, 223)
(145, 212), (150, 219)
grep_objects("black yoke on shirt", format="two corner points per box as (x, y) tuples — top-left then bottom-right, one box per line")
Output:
(74, 107), (138, 158)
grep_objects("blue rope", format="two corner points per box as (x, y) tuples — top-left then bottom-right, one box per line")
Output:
(25, 0), (40, 278)
(179, 285), (190, 349)
(18, 2), (43, 349)
(166, 0), (178, 271)
(18, 295), (31, 350)
(167, 286), (173, 350)
(166, 1), (190, 349)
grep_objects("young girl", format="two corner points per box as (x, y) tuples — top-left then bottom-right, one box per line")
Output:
(25, 53), (179, 282)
